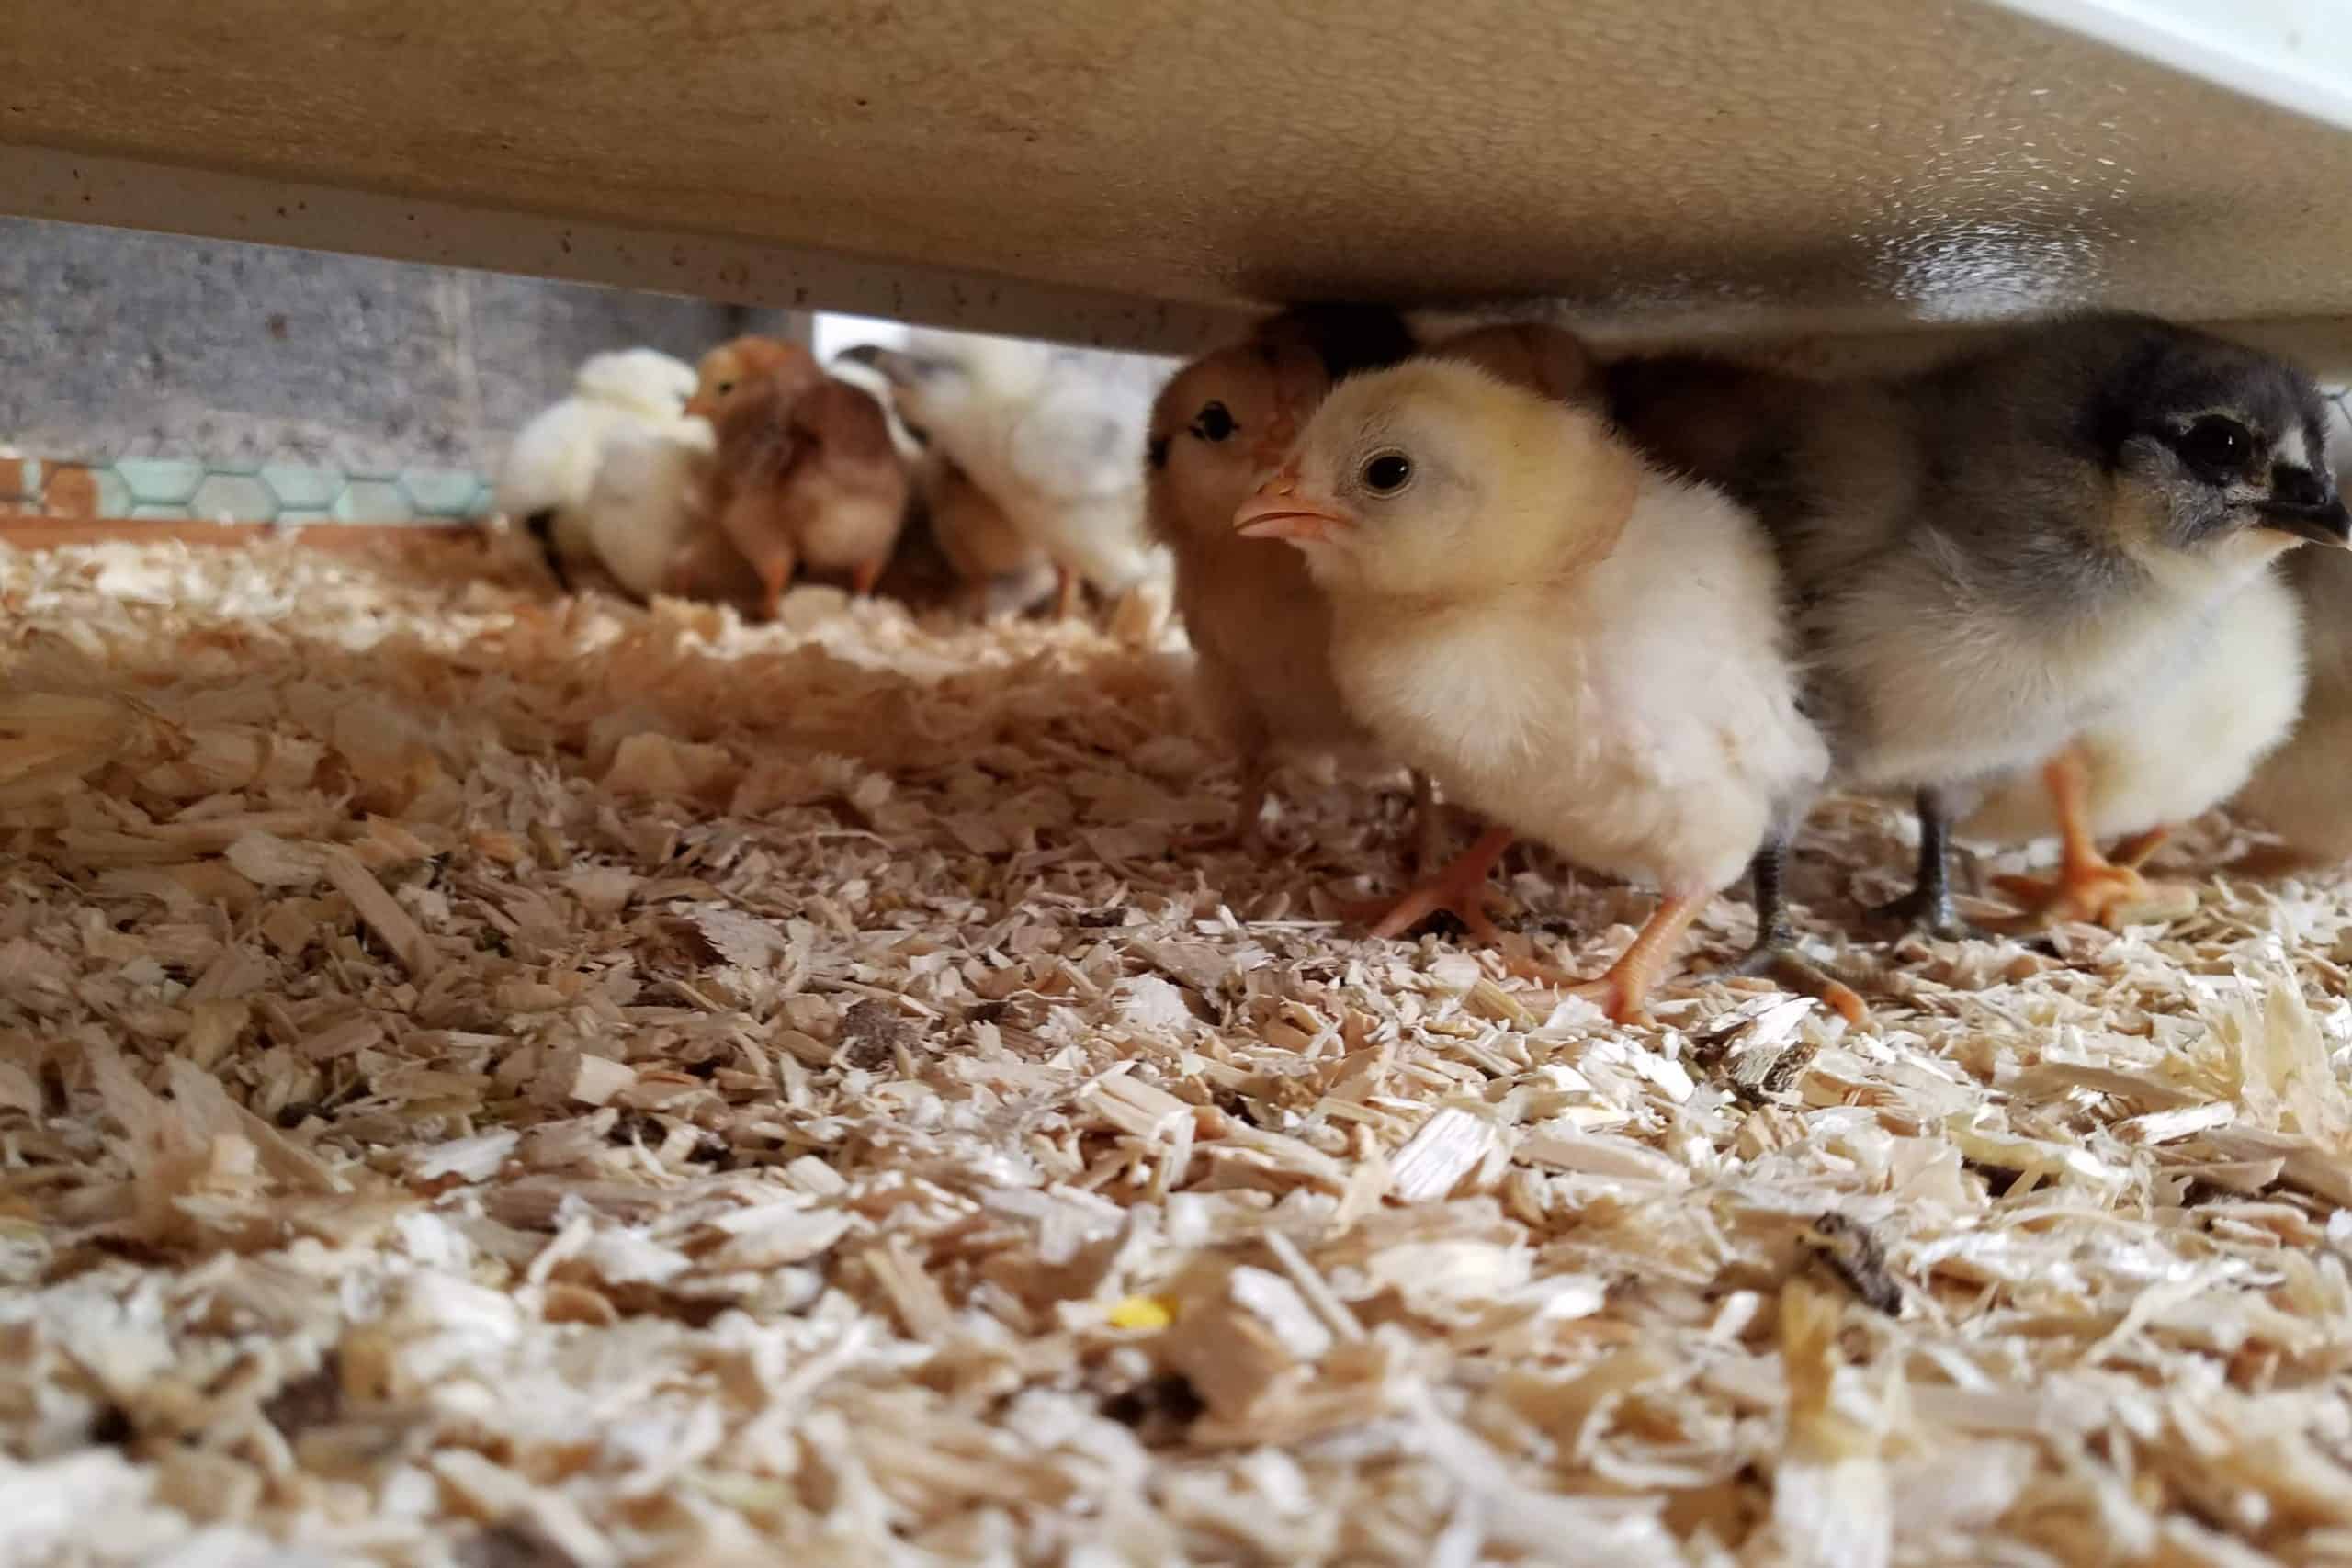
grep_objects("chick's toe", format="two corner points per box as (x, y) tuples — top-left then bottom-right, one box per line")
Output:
(1554, 891), (1712, 1027)
(1340, 826), (1514, 945)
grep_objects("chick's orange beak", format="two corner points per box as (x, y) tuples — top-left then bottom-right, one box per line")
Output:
(1234, 465), (1351, 544)
(683, 393), (715, 419)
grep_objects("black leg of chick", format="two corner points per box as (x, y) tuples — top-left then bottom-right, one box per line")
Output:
(525, 510), (572, 595)
(1868, 787), (1976, 939)
(1724, 838), (1869, 1025)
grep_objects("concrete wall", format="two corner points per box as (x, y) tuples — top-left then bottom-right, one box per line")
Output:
(0, 216), (802, 520)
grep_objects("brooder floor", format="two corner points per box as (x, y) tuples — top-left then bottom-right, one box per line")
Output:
(6, 536), (2352, 1567)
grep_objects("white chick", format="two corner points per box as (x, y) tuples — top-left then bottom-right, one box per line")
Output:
(1149, 310), (1598, 917)
(495, 347), (700, 590)
(843, 333), (1158, 615)
(574, 418), (720, 602)
(1961, 565), (2305, 924)
(1235, 358), (1844, 1025)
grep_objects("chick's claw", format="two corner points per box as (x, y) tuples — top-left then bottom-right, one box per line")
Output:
(1867, 883), (1982, 942)
(1982, 859), (2196, 932)
(1340, 825), (1514, 944)
(1723, 942), (1871, 1027)
(1982, 755), (2198, 931)
(1527, 890), (1712, 1028)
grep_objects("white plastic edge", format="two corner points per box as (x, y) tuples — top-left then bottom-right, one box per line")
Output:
(1987, 0), (2352, 133)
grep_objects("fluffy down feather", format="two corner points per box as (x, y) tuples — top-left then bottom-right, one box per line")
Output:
(495, 348), (699, 570)
(707, 371), (910, 617)
(1241, 359), (1826, 1019)
(917, 450), (1054, 615)
(1965, 567), (2305, 847)
(1148, 331), (1371, 776)
(859, 331), (1160, 599)
(576, 418), (718, 602)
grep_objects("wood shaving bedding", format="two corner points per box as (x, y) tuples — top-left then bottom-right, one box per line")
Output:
(5, 536), (2352, 1566)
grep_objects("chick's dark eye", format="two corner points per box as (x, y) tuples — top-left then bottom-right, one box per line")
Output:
(2176, 415), (2254, 479)
(716, 379), (734, 396)
(1190, 401), (1237, 443)
(1362, 453), (1413, 493)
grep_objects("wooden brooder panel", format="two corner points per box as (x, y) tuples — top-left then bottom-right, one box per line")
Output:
(7, 2), (2352, 351)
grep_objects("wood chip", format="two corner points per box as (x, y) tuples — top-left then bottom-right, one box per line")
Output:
(320, 844), (439, 979)
(6, 537), (2352, 1565)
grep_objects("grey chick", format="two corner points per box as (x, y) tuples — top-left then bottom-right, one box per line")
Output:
(1609, 312), (2350, 974)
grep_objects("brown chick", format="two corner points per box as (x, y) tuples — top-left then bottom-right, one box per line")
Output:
(703, 368), (911, 619)
(1425, 321), (1603, 405)
(1148, 322), (1384, 856)
(920, 448), (1054, 618)
(687, 336), (822, 421)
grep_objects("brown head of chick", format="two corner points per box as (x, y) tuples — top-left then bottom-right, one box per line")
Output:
(687, 336), (822, 421)
(703, 363), (910, 619)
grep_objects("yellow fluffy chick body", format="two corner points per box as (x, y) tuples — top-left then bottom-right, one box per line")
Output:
(1964, 564), (2305, 845)
(1261, 360), (1827, 903)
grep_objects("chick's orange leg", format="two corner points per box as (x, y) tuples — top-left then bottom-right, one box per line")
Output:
(1554, 891), (1709, 1026)
(1053, 563), (1081, 619)
(754, 553), (797, 621)
(1340, 825), (1514, 945)
(1983, 751), (2188, 931)
(851, 556), (886, 598)
(2110, 825), (2171, 871)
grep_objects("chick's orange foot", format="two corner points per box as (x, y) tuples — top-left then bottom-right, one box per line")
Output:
(1984, 754), (2196, 931)
(1339, 825), (1514, 945)
(1982, 855), (2196, 932)
(1532, 890), (1712, 1027)
(1719, 941), (1871, 1028)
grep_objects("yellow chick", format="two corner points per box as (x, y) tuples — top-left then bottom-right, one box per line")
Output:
(1336, 320), (1612, 932)
(1235, 359), (1840, 1025)
(1962, 565), (2305, 924)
